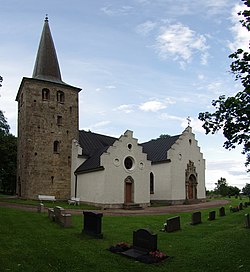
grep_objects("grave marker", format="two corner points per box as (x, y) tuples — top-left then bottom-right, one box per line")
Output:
(245, 213), (250, 229)
(37, 203), (44, 213)
(190, 211), (202, 225)
(82, 211), (103, 238)
(208, 211), (216, 221)
(164, 216), (181, 232)
(121, 228), (157, 259)
(219, 207), (225, 217)
(239, 203), (243, 210)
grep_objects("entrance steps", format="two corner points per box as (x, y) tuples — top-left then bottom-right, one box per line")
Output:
(123, 203), (143, 210)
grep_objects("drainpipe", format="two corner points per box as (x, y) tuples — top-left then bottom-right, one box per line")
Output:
(74, 173), (78, 198)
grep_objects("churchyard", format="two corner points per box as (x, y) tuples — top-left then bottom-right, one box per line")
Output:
(1, 198), (250, 272)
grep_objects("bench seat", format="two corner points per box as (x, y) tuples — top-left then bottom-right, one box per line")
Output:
(38, 195), (56, 202)
(68, 197), (80, 205)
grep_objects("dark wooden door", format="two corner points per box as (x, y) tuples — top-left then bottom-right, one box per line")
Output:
(188, 183), (193, 199)
(125, 182), (132, 203)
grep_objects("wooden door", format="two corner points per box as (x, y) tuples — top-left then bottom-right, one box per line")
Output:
(188, 183), (193, 199)
(125, 182), (132, 203)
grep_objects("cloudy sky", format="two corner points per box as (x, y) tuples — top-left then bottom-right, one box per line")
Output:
(0, 0), (249, 190)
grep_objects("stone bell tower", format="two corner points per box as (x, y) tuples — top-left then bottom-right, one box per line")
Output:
(16, 17), (81, 199)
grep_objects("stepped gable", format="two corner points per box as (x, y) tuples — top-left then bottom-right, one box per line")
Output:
(76, 130), (117, 173)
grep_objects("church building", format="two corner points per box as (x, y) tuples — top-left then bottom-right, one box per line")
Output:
(16, 18), (206, 208)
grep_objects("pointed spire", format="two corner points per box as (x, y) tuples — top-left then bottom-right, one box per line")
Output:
(32, 16), (63, 83)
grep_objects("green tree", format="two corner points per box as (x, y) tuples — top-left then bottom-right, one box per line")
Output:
(198, 0), (250, 171)
(158, 134), (171, 139)
(227, 185), (240, 196)
(0, 110), (17, 194)
(214, 177), (229, 196)
(242, 183), (250, 195)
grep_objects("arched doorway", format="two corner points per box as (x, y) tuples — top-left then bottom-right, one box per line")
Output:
(124, 176), (134, 204)
(187, 174), (197, 199)
(185, 161), (198, 200)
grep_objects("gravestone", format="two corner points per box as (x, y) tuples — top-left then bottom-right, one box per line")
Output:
(48, 208), (55, 221)
(208, 211), (216, 221)
(164, 216), (181, 232)
(245, 214), (250, 229)
(54, 206), (65, 224)
(82, 211), (103, 238)
(37, 203), (44, 213)
(121, 228), (157, 259)
(219, 207), (225, 217)
(60, 213), (72, 228)
(244, 202), (248, 208)
(239, 203), (243, 210)
(190, 211), (202, 225)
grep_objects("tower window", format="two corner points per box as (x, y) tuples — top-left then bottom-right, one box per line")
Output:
(57, 91), (65, 103)
(53, 141), (60, 153)
(57, 115), (62, 126)
(42, 88), (50, 100)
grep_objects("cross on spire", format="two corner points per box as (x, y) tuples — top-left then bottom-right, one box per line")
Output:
(187, 116), (191, 126)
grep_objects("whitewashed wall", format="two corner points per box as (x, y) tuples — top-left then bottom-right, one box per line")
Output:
(74, 130), (151, 207)
(71, 139), (85, 197)
(168, 127), (206, 201)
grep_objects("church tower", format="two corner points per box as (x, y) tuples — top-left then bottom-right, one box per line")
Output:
(16, 17), (81, 199)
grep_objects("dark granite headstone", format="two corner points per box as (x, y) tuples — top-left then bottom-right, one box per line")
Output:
(82, 211), (103, 238)
(121, 228), (157, 259)
(190, 212), (202, 225)
(208, 211), (216, 221)
(244, 202), (248, 208)
(245, 213), (250, 229)
(239, 203), (243, 210)
(219, 207), (225, 217)
(165, 216), (181, 232)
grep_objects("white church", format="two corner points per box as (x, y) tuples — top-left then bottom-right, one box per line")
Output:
(16, 17), (206, 209)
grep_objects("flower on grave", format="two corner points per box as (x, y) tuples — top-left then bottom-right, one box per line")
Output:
(116, 242), (130, 250)
(149, 250), (167, 261)
(109, 242), (131, 253)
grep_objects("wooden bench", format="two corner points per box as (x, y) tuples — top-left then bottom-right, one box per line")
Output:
(68, 197), (80, 205)
(38, 195), (56, 202)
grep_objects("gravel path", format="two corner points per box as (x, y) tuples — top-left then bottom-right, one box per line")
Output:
(0, 199), (229, 216)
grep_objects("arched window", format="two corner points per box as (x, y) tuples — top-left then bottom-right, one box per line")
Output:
(42, 88), (50, 100)
(150, 172), (154, 194)
(57, 91), (65, 103)
(53, 141), (60, 153)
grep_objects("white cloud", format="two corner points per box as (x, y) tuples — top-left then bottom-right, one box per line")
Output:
(159, 113), (184, 122)
(105, 85), (116, 89)
(115, 104), (135, 113)
(100, 5), (133, 16)
(228, 3), (250, 52)
(139, 100), (166, 112)
(206, 159), (250, 190)
(136, 21), (157, 36)
(139, 98), (174, 112)
(155, 23), (209, 67)
(87, 121), (111, 130)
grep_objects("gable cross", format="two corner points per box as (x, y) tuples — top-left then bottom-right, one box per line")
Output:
(187, 116), (191, 126)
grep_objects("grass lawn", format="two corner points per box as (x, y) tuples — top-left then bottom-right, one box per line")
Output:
(0, 198), (250, 272)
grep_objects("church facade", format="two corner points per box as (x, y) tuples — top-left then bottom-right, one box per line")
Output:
(16, 18), (206, 208)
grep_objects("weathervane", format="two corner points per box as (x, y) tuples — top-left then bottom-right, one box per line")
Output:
(187, 116), (191, 126)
